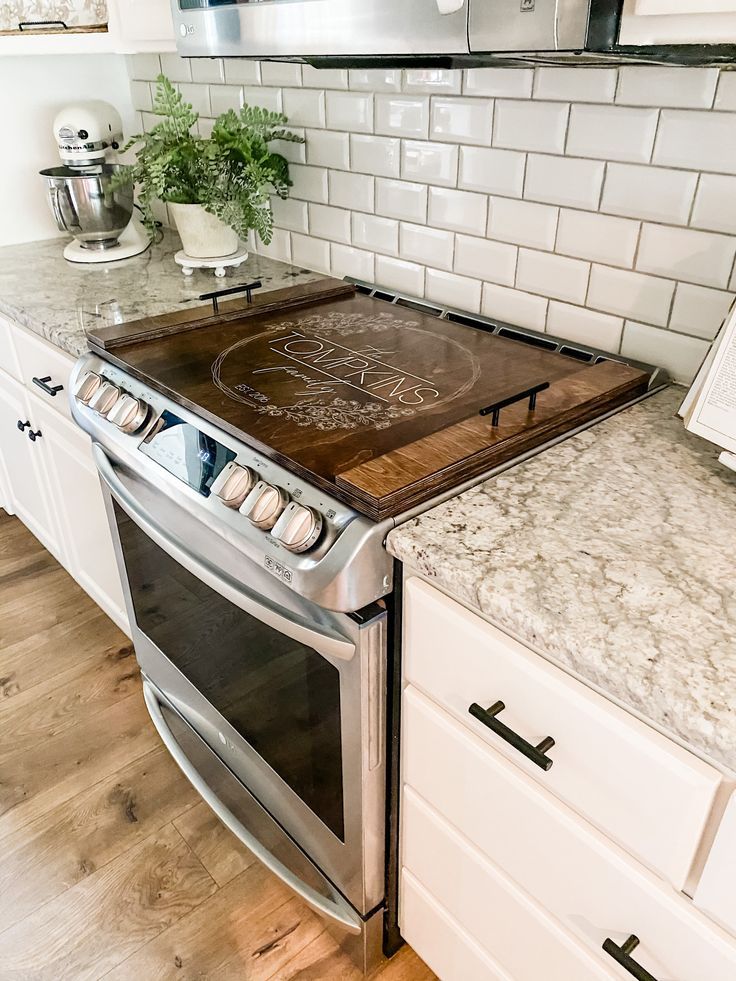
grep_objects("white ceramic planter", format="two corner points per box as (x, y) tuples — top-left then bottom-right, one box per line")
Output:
(169, 203), (240, 259)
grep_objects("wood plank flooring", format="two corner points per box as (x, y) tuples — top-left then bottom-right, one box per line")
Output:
(0, 510), (434, 980)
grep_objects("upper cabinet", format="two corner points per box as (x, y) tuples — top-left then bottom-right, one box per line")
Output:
(0, 0), (175, 53)
(620, 0), (736, 44)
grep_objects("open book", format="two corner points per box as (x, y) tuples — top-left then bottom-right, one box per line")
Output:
(679, 297), (736, 456)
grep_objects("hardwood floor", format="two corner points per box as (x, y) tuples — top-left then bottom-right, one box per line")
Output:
(0, 511), (434, 981)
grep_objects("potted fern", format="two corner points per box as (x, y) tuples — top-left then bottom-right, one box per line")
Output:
(120, 75), (303, 258)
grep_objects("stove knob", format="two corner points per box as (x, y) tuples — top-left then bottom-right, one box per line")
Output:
(210, 462), (257, 509)
(107, 394), (150, 434)
(272, 502), (323, 553)
(73, 370), (102, 405)
(87, 381), (121, 417)
(240, 481), (289, 530)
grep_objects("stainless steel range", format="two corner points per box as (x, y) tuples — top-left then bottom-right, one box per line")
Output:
(70, 278), (667, 972)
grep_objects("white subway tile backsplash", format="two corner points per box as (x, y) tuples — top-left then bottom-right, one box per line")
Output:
(601, 162), (697, 225)
(291, 233), (330, 273)
(127, 54), (160, 81)
(309, 203), (351, 244)
(567, 104), (659, 163)
(402, 141), (458, 187)
(223, 61), (261, 85)
(547, 302), (623, 353)
(375, 255), (425, 295)
(351, 135), (401, 177)
(556, 210), (639, 268)
(534, 68), (617, 104)
(375, 95), (429, 138)
(431, 97), (493, 146)
(179, 83), (211, 117)
(464, 68), (534, 99)
(691, 174), (736, 234)
(257, 227), (291, 263)
(494, 100), (569, 154)
(400, 223), (455, 271)
(283, 89), (325, 128)
(352, 213), (398, 255)
(301, 66), (348, 89)
(209, 85), (243, 115)
(621, 322), (709, 383)
(330, 244), (375, 282)
(326, 91), (374, 133)
(636, 224), (736, 289)
(488, 197), (558, 251)
(482, 283), (548, 331)
(191, 59), (224, 85)
(243, 87), (282, 113)
(714, 72), (736, 111)
(328, 171), (375, 213)
(260, 62), (302, 88)
(376, 179), (428, 223)
(588, 266), (675, 326)
(654, 109), (736, 174)
(524, 154), (605, 210)
(426, 269), (482, 312)
(270, 197), (309, 234)
(428, 187), (488, 236)
(160, 53), (191, 83)
(458, 146), (525, 198)
(404, 69), (462, 95)
(273, 129), (306, 164)
(454, 235), (516, 287)
(516, 250), (590, 304)
(616, 67), (719, 109)
(306, 129), (350, 169)
(290, 165), (329, 204)
(670, 283), (734, 339)
(349, 69), (401, 92)
(130, 80), (152, 113)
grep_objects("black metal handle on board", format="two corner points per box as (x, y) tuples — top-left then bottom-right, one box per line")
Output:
(602, 936), (658, 981)
(32, 376), (64, 397)
(28, 429), (42, 442)
(468, 701), (555, 771)
(199, 280), (263, 315)
(479, 382), (550, 427)
(18, 20), (68, 30)
(16, 420), (30, 432)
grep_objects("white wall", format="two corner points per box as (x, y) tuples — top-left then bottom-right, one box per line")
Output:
(0, 54), (134, 247)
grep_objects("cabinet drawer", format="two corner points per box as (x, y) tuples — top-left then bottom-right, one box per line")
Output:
(0, 316), (21, 382)
(404, 577), (720, 889)
(401, 787), (617, 981)
(403, 687), (736, 981)
(400, 870), (512, 981)
(694, 792), (736, 937)
(13, 327), (75, 421)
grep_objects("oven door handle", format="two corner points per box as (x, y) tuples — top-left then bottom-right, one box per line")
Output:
(142, 680), (362, 935)
(93, 444), (356, 662)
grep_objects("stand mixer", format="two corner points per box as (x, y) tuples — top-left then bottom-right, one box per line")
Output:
(40, 101), (150, 264)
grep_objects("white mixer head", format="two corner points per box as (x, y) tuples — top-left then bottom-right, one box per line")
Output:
(53, 101), (124, 169)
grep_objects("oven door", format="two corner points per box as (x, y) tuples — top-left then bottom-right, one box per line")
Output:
(93, 445), (386, 926)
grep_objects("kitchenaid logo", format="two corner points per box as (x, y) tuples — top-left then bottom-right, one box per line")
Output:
(254, 331), (441, 406)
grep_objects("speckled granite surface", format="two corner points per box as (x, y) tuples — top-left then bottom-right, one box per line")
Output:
(388, 387), (736, 771)
(0, 229), (322, 358)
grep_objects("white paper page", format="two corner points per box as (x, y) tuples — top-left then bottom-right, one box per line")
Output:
(688, 305), (736, 453)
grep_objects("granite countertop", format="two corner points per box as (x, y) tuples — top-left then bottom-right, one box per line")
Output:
(388, 387), (736, 772)
(0, 229), (322, 358)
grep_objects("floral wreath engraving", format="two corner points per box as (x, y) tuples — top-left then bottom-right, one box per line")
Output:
(251, 397), (415, 431)
(268, 310), (419, 338)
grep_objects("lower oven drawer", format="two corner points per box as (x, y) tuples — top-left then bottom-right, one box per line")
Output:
(401, 787), (617, 981)
(400, 869), (512, 981)
(402, 687), (736, 981)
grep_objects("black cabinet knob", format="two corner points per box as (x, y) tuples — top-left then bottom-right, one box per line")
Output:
(16, 419), (30, 432)
(28, 429), (42, 442)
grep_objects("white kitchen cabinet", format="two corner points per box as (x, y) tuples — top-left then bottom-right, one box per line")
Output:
(0, 369), (63, 562)
(695, 793), (736, 937)
(621, 0), (736, 43)
(107, 0), (176, 52)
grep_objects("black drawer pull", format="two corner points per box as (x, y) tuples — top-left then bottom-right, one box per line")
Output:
(603, 935), (658, 981)
(468, 701), (555, 771)
(32, 376), (64, 397)
(17, 419), (30, 432)
(28, 429), (42, 442)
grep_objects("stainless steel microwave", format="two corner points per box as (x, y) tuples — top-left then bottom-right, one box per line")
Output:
(170, 0), (625, 63)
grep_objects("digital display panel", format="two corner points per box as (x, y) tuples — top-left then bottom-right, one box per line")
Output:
(139, 411), (236, 497)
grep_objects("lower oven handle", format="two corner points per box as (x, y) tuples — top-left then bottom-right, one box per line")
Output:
(93, 443), (355, 662)
(142, 680), (363, 935)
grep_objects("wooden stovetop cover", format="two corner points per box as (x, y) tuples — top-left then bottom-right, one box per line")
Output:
(87, 279), (652, 520)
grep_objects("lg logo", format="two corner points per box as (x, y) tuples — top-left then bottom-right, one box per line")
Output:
(179, 23), (195, 37)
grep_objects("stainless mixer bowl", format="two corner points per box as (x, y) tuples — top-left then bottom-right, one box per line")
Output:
(40, 164), (135, 251)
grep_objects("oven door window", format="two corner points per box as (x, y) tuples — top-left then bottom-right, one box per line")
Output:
(114, 502), (345, 841)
